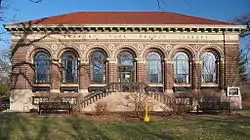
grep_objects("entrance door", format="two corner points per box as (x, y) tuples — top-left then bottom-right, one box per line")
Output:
(119, 70), (133, 92)
(117, 50), (136, 91)
(118, 65), (134, 83)
(120, 71), (132, 83)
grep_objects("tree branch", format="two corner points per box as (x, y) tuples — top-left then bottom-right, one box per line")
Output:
(29, 0), (44, 3)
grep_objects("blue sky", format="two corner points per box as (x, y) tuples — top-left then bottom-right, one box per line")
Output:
(0, 0), (249, 51)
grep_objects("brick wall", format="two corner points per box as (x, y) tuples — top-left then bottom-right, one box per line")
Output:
(50, 63), (61, 90)
(137, 62), (145, 82)
(219, 60), (225, 89)
(165, 62), (174, 91)
(224, 45), (240, 87)
(11, 46), (34, 89)
(79, 64), (89, 89)
(108, 62), (117, 83)
(10, 43), (241, 92)
(192, 62), (201, 89)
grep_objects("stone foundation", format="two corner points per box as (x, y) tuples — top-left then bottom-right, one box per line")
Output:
(10, 89), (35, 112)
(82, 92), (166, 112)
(10, 89), (242, 112)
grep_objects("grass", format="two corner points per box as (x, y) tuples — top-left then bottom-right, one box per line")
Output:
(0, 111), (249, 140)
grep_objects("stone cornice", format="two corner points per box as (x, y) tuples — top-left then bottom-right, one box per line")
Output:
(11, 40), (238, 45)
(4, 24), (246, 33)
(10, 32), (240, 42)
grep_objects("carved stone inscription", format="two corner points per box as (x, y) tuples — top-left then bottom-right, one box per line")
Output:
(13, 33), (237, 42)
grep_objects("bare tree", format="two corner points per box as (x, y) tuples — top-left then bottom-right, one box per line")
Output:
(234, 13), (250, 38)
(233, 13), (250, 78)
(0, 49), (10, 74)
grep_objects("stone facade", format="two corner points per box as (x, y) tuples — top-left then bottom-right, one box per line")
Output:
(5, 12), (246, 111)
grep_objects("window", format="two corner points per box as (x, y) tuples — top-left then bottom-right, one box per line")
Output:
(34, 52), (50, 83)
(201, 52), (217, 83)
(90, 51), (107, 84)
(174, 52), (189, 83)
(118, 51), (134, 66)
(62, 51), (79, 83)
(146, 52), (162, 83)
(117, 51), (135, 83)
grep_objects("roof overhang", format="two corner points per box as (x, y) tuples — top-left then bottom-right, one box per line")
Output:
(4, 24), (247, 33)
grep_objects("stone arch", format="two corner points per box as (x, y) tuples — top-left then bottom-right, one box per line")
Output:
(85, 44), (110, 61)
(171, 48), (194, 60)
(198, 45), (224, 60)
(58, 47), (80, 58)
(113, 44), (139, 59)
(57, 47), (80, 63)
(142, 45), (167, 59)
(27, 46), (52, 63)
(168, 45), (195, 60)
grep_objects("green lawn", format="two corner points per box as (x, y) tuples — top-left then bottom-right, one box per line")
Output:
(0, 111), (249, 140)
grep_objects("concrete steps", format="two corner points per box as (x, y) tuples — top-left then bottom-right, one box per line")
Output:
(81, 92), (166, 112)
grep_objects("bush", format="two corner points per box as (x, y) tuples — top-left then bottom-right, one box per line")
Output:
(161, 89), (223, 117)
(162, 96), (193, 118)
(119, 92), (149, 120)
(0, 84), (10, 97)
(95, 101), (108, 115)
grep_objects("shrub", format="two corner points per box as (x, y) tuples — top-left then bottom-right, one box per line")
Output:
(95, 101), (108, 115)
(0, 84), (10, 97)
(162, 96), (193, 118)
(119, 92), (149, 120)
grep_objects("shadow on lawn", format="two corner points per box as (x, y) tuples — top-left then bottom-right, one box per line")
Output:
(62, 116), (173, 140)
(0, 113), (52, 140)
(194, 115), (250, 138)
(61, 117), (110, 139)
(0, 113), (32, 140)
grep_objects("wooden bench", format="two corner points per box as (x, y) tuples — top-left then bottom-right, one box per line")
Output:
(197, 102), (231, 115)
(0, 97), (10, 112)
(0, 102), (10, 112)
(38, 102), (71, 115)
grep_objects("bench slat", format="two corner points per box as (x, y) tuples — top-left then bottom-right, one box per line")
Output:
(197, 102), (231, 115)
(38, 102), (71, 115)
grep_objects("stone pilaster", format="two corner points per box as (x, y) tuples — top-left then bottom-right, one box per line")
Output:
(137, 60), (146, 83)
(79, 61), (89, 94)
(108, 59), (117, 83)
(192, 59), (201, 90)
(50, 62), (61, 93)
(219, 59), (225, 90)
(165, 60), (174, 94)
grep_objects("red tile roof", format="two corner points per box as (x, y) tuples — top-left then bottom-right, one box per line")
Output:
(18, 11), (232, 25)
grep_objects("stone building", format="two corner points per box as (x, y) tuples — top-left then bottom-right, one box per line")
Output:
(5, 12), (245, 111)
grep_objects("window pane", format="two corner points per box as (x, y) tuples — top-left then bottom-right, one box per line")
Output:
(118, 51), (134, 66)
(62, 51), (78, 83)
(34, 52), (50, 83)
(201, 52), (217, 83)
(90, 51), (106, 84)
(146, 52), (162, 83)
(174, 52), (189, 83)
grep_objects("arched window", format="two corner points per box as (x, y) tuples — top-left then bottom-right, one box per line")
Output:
(118, 51), (135, 83)
(201, 52), (218, 83)
(146, 52), (162, 83)
(90, 51), (107, 84)
(62, 51), (79, 83)
(34, 52), (50, 83)
(118, 51), (134, 66)
(174, 52), (189, 83)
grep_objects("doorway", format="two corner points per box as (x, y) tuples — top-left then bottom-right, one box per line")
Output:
(117, 50), (136, 91)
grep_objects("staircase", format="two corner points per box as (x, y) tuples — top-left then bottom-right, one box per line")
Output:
(79, 82), (172, 112)
(80, 91), (111, 107)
